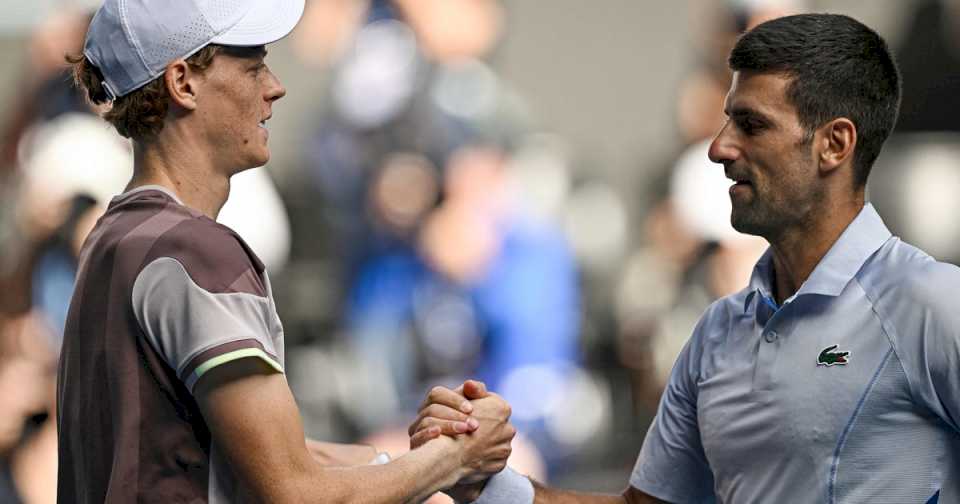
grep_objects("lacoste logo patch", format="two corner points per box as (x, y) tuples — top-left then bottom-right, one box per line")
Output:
(817, 345), (850, 366)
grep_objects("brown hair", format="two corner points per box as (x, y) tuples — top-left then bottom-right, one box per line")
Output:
(67, 45), (222, 140)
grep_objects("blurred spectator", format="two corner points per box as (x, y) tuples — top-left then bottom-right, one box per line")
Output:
(345, 143), (579, 441)
(896, 0), (960, 133)
(286, 0), (594, 478)
(869, 0), (960, 263)
(0, 312), (58, 504)
(0, 10), (92, 173)
(0, 12), (92, 501)
(677, 0), (806, 146)
(613, 0), (801, 411)
(616, 140), (766, 412)
(868, 136), (960, 263)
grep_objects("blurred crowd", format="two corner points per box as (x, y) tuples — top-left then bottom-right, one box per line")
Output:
(1, 0), (959, 502)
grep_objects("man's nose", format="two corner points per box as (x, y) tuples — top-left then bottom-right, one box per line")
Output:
(708, 122), (738, 165)
(266, 71), (286, 102)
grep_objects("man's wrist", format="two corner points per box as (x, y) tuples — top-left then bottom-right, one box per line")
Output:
(369, 452), (391, 465)
(464, 468), (534, 504)
(426, 435), (470, 488)
(447, 479), (488, 503)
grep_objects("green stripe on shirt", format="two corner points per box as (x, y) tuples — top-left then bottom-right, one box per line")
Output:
(192, 348), (283, 381)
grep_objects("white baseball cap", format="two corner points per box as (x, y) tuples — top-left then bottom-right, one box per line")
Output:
(83, 0), (305, 100)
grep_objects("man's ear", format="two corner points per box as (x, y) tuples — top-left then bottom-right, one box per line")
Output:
(817, 118), (857, 174)
(164, 59), (199, 111)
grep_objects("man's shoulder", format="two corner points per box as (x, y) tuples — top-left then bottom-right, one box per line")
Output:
(859, 237), (960, 308)
(709, 287), (753, 321)
(858, 237), (960, 344)
(100, 190), (264, 295)
(689, 288), (752, 342)
(857, 238), (960, 412)
(143, 216), (264, 296)
(149, 214), (244, 259)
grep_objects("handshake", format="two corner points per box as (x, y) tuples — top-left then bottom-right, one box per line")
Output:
(407, 380), (517, 503)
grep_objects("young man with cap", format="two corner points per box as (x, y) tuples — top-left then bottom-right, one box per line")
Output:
(411, 13), (960, 504)
(57, 0), (514, 502)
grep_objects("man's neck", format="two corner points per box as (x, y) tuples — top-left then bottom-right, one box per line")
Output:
(127, 134), (230, 220)
(768, 196), (864, 304)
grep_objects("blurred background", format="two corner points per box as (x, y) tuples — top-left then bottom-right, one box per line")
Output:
(1, 0), (959, 502)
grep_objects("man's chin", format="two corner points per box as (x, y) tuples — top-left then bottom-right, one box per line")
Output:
(249, 150), (271, 168)
(230, 154), (269, 176)
(730, 211), (765, 237)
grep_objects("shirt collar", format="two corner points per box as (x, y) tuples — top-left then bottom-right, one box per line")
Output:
(745, 248), (775, 312)
(113, 184), (184, 205)
(743, 203), (891, 312)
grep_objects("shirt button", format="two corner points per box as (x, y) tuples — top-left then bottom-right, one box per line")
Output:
(764, 331), (778, 343)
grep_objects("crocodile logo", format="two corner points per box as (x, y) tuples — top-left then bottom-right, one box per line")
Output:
(817, 345), (850, 366)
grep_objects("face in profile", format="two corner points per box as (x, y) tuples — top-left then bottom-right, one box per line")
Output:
(708, 71), (824, 239)
(197, 45), (287, 172)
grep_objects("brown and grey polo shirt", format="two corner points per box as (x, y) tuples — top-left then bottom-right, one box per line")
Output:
(57, 186), (285, 503)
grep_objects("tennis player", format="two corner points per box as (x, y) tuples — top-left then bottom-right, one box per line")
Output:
(57, 0), (514, 502)
(412, 13), (960, 504)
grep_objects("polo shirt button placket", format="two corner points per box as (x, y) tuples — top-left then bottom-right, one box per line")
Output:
(754, 327), (780, 392)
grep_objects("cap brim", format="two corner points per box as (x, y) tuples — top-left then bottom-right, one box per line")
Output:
(212, 0), (305, 47)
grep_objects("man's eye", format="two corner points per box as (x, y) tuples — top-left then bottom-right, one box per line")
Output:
(737, 118), (764, 135)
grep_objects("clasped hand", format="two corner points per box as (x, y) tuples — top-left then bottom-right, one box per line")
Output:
(408, 380), (516, 502)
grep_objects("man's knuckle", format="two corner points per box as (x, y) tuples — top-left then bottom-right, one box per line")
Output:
(408, 419), (421, 436)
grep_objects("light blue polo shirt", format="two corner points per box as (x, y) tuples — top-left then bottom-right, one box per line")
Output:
(631, 203), (960, 504)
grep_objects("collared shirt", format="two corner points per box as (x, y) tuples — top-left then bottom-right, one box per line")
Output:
(630, 204), (960, 504)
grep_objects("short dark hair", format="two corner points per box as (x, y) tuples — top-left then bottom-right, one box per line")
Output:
(729, 14), (901, 188)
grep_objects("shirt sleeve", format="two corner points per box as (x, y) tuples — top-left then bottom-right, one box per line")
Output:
(884, 261), (960, 433)
(132, 255), (283, 393)
(630, 314), (716, 504)
(469, 468), (534, 504)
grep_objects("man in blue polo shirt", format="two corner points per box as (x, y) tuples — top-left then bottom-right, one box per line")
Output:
(408, 13), (960, 504)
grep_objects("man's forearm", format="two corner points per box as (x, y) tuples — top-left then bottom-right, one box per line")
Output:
(283, 436), (465, 504)
(197, 361), (469, 503)
(466, 469), (660, 504)
(530, 479), (664, 504)
(532, 482), (627, 504)
(305, 438), (381, 467)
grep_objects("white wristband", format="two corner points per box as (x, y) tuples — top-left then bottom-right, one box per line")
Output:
(369, 452), (391, 465)
(469, 468), (534, 504)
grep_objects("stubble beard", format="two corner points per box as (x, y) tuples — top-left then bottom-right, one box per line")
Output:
(730, 198), (781, 239)
(729, 181), (823, 243)
(730, 138), (819, 241)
